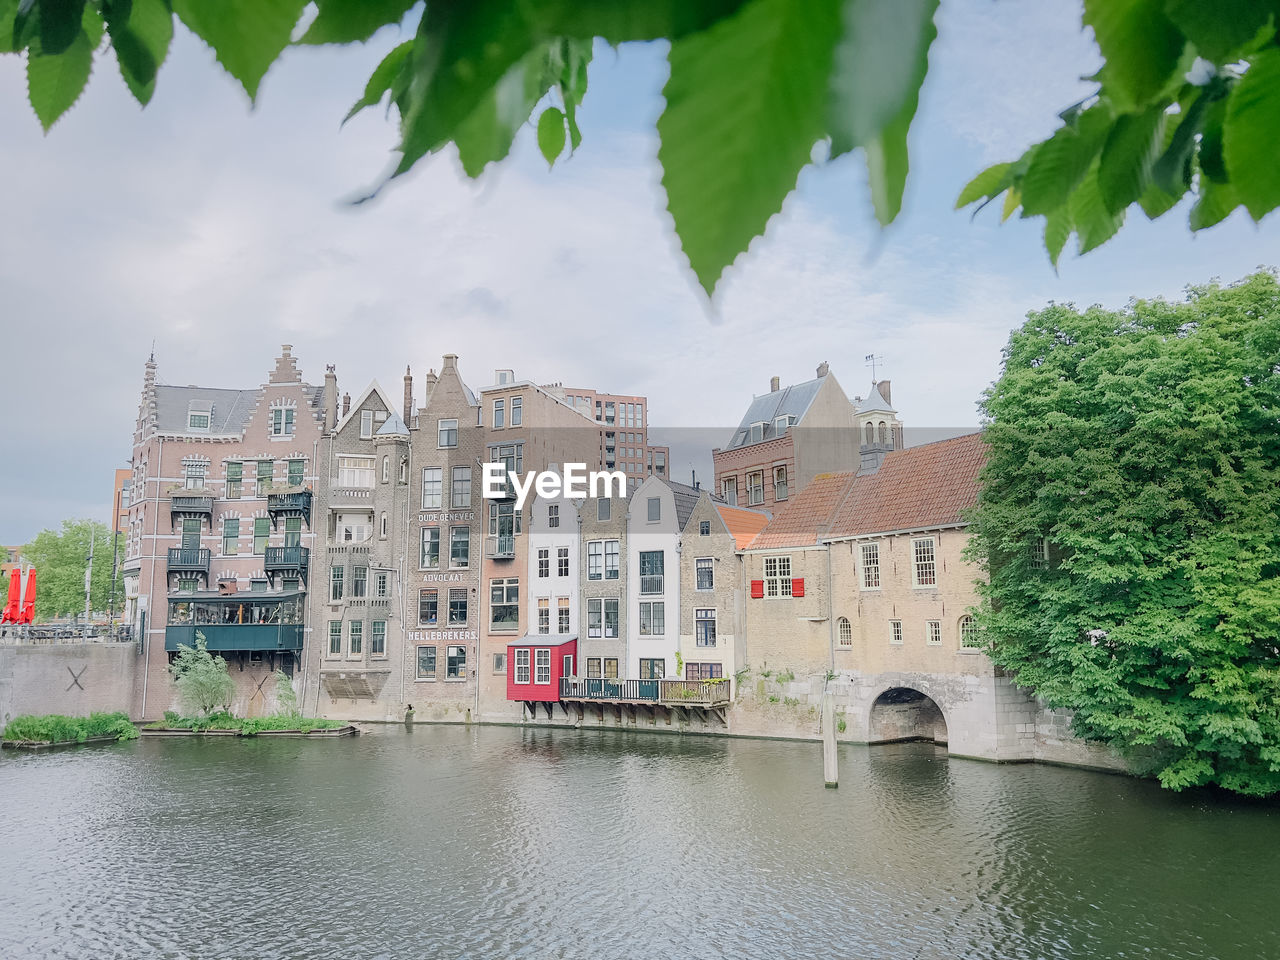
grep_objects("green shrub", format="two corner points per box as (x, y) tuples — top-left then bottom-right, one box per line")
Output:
(777, 669), (795, 683)
(168, 633), (235, 718)
(3, 711), (137, 744)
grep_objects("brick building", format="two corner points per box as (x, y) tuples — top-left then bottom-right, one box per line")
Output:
(545, 383), (668, 491)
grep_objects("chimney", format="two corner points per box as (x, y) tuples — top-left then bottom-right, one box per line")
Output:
(324, 365), (338, 432)
(423, 367), (438, 400)
(442, 353), (458, 372)
(817, 361), (830, 378)
(878, 379), (891, 405)
(342, 392), (351, 418)
(403, 365), (413, 425)
(770, 375), (780, 392)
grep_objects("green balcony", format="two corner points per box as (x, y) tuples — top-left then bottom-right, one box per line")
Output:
(264, 546), (309, 588)
(267, 489), (312, 530)
(166, 591), (304, 652)
(164, 623), (303, 653)
(170, 493), (214, 531)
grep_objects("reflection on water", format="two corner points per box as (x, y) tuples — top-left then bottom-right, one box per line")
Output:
(1, 727), (1276, 959)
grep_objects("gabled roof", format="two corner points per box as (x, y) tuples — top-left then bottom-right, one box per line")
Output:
(747, 472), (858, 549)
(854, 381), (895, 414)
(666, 480), (707, 530)
(827, 432), (985, 538)
(713, 504), (770, 549)
(724, 376), (826, 450)
(335, 380), (397, 433)
(376, 411), (409, 436)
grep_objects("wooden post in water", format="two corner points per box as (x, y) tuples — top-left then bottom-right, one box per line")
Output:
(822, 693), (838, 788)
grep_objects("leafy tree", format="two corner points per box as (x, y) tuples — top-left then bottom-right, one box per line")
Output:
(168, 632), (236, 717)
(21, 518), (114, 620)
(3, 2), (1274, 295)
(968, 270), (1280, 796)
(272, 668), (300, 719)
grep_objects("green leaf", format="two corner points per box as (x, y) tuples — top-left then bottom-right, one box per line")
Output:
(864, 103), (911, 226)
(0, 0), (20, 52)
(1084, 0), (1185, 111)
(1163, 0), (1274, 63)
(1137, 178), (1186, 219)
(1044, 206), (1073, 269)
(558, 36), (589, 153)
(827, 0), (937, 156)
(659, 0), (841, 294)
(1001, 185), (1021, 222)
(1069, 164), (1126, 253)
(536, 105), (565, 166)
(1019, 104), (1113, 215)
(956, 162), (1011, 209)
(107, 0), (173, 106)
(39, 0), (85, 56)
(171, 0), (306, 102)
(1098, 105), (1167, 214)
(1150, 84), (1212, 194)
(1198, 97), (1228, 184)
(299, 0), (416, 45)
(1224, 47), (1280, 220)
(1189, 179), (1240, 229)
(344, 38), (411, 123)
(26, 26), (93, 131)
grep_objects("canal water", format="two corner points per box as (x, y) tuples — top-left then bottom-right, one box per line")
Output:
(1, 725), (1276, 960)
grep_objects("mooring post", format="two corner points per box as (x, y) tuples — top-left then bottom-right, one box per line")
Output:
(822, 693), (838, 788)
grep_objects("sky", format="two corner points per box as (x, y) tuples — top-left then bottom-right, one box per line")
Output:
(1, 1), (1277, 545)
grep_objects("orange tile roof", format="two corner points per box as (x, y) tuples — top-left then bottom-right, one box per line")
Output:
(827, 432), (987, 538)
(747, 472), (859, 549)
(713, 504), (771, 549)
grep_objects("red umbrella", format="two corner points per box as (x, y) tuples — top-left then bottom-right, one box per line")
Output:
(19, 568), (36, 624)
(0, 568), (18, 623)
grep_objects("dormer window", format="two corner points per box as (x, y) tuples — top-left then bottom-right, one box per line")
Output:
(774, 415), (795, 436)
(749, 421), (765, 443)
(187, 401), (212, 432)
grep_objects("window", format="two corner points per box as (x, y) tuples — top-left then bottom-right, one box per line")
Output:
(749, 422), (764, 443)
(331, 566), (344, 601)
(438, 418), (458, 448)
(270, 407), (295, 436)
(421, 467), (443, 509)
(515, 649), (530, 684)
(420, 527), (439, 569)
(557, 547), (569, 577)
(960, 616), (981, 648)
(222, 518), (239, 555)
(419, 589), (438, 625)
(448, 588), (468, 626)
(696, 558), (713, 591)
(838, 617), (853, 646)
(603, 657), (619, 678)
(548, 504), (559, 528)
(639, 550), (664, 594)
(912, 538), (937, 587)
(597, 499), (610, 521)
(352, 566), (367, 598)
(488, 501), (522, 538)
(184, 461), (206, 490)
(535, 649), (551, 684)
(250, 579), (267, 592)
(450, 526), (470, 568)
(639, 601), (665, 635)
(587, 598), (619, 638)
(774, 465), (788, 501)
(557, 597), (570, 634)
(338, 456), (375, 488)
(604, 599), (618, 638)
(417, 645), (437, 679)
(328, 621), (342, 655)
(686, 662), (723, 681)
(860, 543), (880, 589)
(446, 645), (466, 679)
(493, 653), (506, 674)
(452, 467), (472, 508)
(371, 621), (386, 655)
(493, 399), (505, 429)
(723, 477), (737, 506)
(288, 459), (304, 487)
(747, 471), (764, 505)
(490, 579), (519, 631)
(696, 608), (716, 646)
(588, 541), (602, 580)
(538, 549), (550, 579)
(1030, 537), (1049, 570)
(890, 620), (903, 645)
(375, 571), (388, 598)
(360, 410), (374, 438)
(640, 658), (664, 680)
(257, 459), (273, 490)
(380, 512), (388, 539)
(647, 497), (660, 522)
(382, 456), (390, 484)
(587, 657), (601, 678)
(253, 517), (270, 555)
(338, 514), (371, 543)
(699, 520), (710, 536)
(511, 396), (522, 426)
(225, 461), (242, 499)
(773, 416), (790, 437)
(188, 411), (210, 431)
(399, 458), (408, 483)
(349, 621), (363, 654)
(764, 555), (792, 598)
(926, 620), (942, 645)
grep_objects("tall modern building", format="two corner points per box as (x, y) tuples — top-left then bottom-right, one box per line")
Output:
(544, 384), (668, 491)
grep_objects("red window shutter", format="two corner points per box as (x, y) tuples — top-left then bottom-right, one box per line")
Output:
(750, 579), (764, 599)
(791, 578), (805, 597)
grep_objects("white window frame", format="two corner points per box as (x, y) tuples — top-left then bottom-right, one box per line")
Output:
(437, 418), (458, 448)
(860, 543), (881, 590)
(493, 398), (505, 429)
(838, 617), (853, 647)
(773, 464), (788, 500)
(960, 616), (982, 649)
(452, 466), (472, 508)
(639, 601), (665, 636)
(889, 620), (903, 645)
(534, 648), (551, 685)
(360, 409), (374, 438)
(763, 555), (792, 598)
(747, 471), (764, 506)
(421, 467), (443, 510)
(515, 648), (531, 684)
(511, 396), (522, 426)
(912, 537), (937, 588)
(695, 608), (716, 647)
(926, 620), (942, 646)
(695, 557), (714, 591)
(537, 597), (550, 634)
(1030, 537), (1049, 570)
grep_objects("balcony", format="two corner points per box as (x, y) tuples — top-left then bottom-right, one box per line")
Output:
(169, 493), (214, 531)
(264, 546), (309, 587)
(267, 489), (312, 530)
(558, 677), (731, 709)
(327, 485), (374, 510)
(167, 547), (211, 573)
(165, 623), (303, 653)
(487, 535), (516, 559)
(658, 679), (731, 707)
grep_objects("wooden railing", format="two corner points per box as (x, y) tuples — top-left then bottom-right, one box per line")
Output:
(659, 679), (731, 706)
(559, 678), (660, 701)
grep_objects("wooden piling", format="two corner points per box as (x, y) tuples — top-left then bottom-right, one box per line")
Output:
(822, 693), (838, 788)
